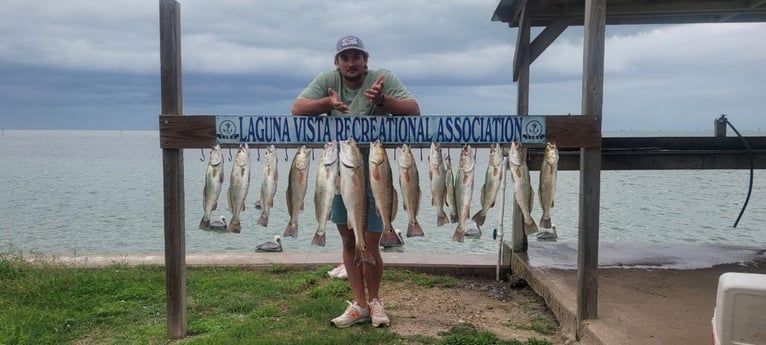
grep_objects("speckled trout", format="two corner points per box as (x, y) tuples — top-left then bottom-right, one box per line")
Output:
(429, 142), (449, 227)
(312, 141), (338, 247)
(453, 144), (475, 242)
(257, 145), (277, 227)
(510, 142), (538, 234)
(472, 143), (503, 227)
(398, 144), (423, 238)
(339, 138), (374, 265)
(539, 141), (559, 229)
(444, 153), (457, 224)
(226, 143), (250, 233)
(284, 145), (311, 239)
(369, 140), (401, 247)
(199, 144), (224, 230)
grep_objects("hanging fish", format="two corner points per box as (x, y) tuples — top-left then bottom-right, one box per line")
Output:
(428, 142), (449, 226)
(312, 141), (339, 247)
(453, 144), (475, 242)
(284, 145), (311, 239)
(510, 142), (538, 235)
(369, 140), (401, 247)
(444, 153), (458, 224)
(398, 144), (423, 238)
(257, 145), (277, 227)
(199, 144), (224, 230)
(472, 143), (504, 227)
(226, 143), (250, 233)
(338, 138), (374, 265)
(539, 141), (559, 229)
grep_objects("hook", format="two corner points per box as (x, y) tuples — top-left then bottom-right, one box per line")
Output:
(257, 146), (261, 162)
(285, 147), (289, 162)
(200, 148), (206, 162)
(420, 147), (424, 161)
(228, 148), (233, 161)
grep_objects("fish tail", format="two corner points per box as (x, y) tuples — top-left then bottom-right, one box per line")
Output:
(524, 220), (539, 235)
(540, 216), (552, 229)
(256, 212), (269, 227)
(356, 245), (376, 266)
(471, 210), (486, 227)
(380, 229), (403, 247)
(283, 222), (298, 239)
(407, 221), (424, 238)
(436, 211), (449, 227)
(199, 217), (210, 230)
(452, 226), (465, 243)
(311, 232), (326, 247)
(227, 219), (241, 233)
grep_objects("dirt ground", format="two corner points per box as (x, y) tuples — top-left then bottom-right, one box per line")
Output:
(380, 276), (574, 344)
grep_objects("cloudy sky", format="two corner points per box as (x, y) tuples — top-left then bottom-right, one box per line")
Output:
(1, 0), (764, 132)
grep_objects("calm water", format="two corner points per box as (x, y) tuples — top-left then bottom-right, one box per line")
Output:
(1, 130), (764, 256)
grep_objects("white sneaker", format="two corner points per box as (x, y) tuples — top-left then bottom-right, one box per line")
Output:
(327, 264), (347, 280)
(331, 301), (369, 328)
(369, 298), (390, 327)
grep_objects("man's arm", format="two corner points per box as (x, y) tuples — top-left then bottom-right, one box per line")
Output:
(377, 96), (420, 116)
(292, 87), (349, 115)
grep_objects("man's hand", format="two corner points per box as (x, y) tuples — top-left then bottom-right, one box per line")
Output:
(328, 88), (349, 114)
(364, 74), (385, 106)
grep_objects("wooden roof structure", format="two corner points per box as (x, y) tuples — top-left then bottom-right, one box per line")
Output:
(493, 0), (766, 27)
(490, 0), (766, 341)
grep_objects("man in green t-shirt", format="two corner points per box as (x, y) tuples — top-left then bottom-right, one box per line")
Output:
(291, 35), (420, 329)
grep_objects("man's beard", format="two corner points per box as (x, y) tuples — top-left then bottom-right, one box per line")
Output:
(342, 71), (363, 83)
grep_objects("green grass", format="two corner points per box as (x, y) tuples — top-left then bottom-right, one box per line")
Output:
(0, 253), (552, 345)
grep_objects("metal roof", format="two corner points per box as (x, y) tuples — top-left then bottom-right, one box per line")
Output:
(492, 0), (766, 27)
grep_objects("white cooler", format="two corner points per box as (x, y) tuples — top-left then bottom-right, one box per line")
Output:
(713, 272), (766, 345)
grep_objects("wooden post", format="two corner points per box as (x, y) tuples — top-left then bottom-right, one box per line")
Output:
(512, 5), (530, 253)
(577, 0), (605, 339)
(159, 0), (186, 339)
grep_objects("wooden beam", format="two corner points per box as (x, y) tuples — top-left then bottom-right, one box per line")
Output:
(530, 19), (571, 64)
(159, 0), (186, 339)
(513, 3), (531, 82)
(513, 6), (531, 254)
(577, 0), (605, 339)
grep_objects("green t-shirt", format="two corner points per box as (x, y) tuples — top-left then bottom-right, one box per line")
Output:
(297, 69), (413, 116)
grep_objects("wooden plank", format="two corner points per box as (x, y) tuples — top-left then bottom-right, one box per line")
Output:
(527, 149), (766, 170)
(159, 0), (186, 339)
(513, 5), (531, 254)
(159, 115), (216, 149)
(577, 0), (605, 339)
(530, 19), (571, 64)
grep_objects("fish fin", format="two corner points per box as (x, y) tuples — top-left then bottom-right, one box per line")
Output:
(540, 217), (552, 229)
(452, 226), (465, 243)
(551, 200), (555, 208)
(437, 211), (449, 227)
(300, 200), (304, 212)
(311, 232), (326, 247)
(431, 196), (436, 207)
(256, 213), (269, 227)
(450, 214), (458, 224)
(199, 218), (210, 230)
(227, 220), (241, 233)
(283, 222), (298, 239)
(212, 202), (217, 211)
(380, 229), (404, 247)
(407, 222), (424, 238)
(471, 211), (486, 227)
(524, 220), (539, 235)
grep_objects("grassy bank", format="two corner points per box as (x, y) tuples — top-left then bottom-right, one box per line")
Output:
(0, 253), (554, 345)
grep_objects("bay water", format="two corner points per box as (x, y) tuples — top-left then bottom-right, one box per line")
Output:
(1, 130), (764, 256)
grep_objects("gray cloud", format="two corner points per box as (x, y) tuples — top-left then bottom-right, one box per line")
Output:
(0, 1), (764, 131)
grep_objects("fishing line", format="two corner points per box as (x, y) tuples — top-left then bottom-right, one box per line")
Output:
(719, 114), (754, 228)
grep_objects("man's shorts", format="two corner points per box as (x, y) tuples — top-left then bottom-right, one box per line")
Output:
(330, 190), (383, 233)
